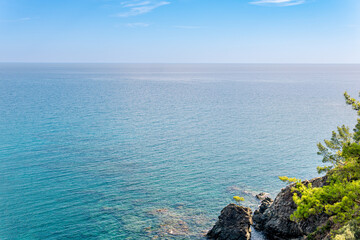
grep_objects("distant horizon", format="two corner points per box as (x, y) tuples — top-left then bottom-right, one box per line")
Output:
(1, 62), (360, 65)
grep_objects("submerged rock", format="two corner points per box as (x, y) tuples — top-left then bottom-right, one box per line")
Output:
(253, 176), (329, 240)
(207, 204), (252, 240)
(146, 206), (211, 239)
(226, 186), (242, 192)
(256, 192), (271, 201)
(159, 218), (189, 236)
(226, 186), (258, 198)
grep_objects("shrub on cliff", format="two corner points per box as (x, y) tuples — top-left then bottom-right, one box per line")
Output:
(333, 220), (360, 240)
(280, 92), (360, 238)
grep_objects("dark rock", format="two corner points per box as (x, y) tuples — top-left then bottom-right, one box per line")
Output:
(207, 204), (252, 240)
(253, 176), (329, 240)
(253, 197), (273, 230)
(256, 192), (271, 201)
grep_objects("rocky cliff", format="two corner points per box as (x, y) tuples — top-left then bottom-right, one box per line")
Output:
(207, 204), (253, 240)
(208, 176), (331, 240)
(253, 176), (330, 240)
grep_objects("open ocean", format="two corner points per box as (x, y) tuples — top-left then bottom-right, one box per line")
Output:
(1, 63), (360, 239)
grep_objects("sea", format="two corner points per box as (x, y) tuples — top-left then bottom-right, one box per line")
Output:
(1, 63), (360, 240)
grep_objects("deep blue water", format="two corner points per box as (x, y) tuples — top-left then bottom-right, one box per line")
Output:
(1, 64), (360, 239)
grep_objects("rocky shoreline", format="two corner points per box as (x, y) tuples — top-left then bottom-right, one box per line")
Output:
(207, 176), (331, 240)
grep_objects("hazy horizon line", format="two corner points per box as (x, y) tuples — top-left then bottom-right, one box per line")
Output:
(1, 62), (360, 65)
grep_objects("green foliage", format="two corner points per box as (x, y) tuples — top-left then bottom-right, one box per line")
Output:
(233, 196), (245, 205)
(345, 91), (360, 142)
(316, 125), (352, 174)
(333, 220), (360, 240)
(280, 91), (360, 237)
(279, 176), (301, 184)
(291, 178), (360, 223)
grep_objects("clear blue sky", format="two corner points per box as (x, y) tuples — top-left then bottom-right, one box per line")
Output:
(0, 0), (359, 63)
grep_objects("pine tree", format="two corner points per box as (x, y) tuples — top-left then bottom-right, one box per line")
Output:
(279, 91), (360, 238)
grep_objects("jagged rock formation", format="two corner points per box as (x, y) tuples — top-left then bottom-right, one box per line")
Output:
(253, 197), (273, 231)
(255, 192), (271, 201)
(207, 204), (252, 240)
(208, 176), (332, 240)
(253, 176), (330, 240)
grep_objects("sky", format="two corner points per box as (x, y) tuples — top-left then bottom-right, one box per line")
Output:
(0, 0), (359, 63)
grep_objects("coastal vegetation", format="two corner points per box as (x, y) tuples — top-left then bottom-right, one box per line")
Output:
(280, 92), (360, 239)
(233, 196), (245, 205)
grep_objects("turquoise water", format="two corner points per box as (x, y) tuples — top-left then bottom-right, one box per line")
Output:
(1, 64), (360, 239)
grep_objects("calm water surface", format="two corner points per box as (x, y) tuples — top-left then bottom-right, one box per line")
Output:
(1, 64), (360, 239)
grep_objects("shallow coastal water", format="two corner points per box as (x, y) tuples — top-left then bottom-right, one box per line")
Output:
(1, 64), (360, 239)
